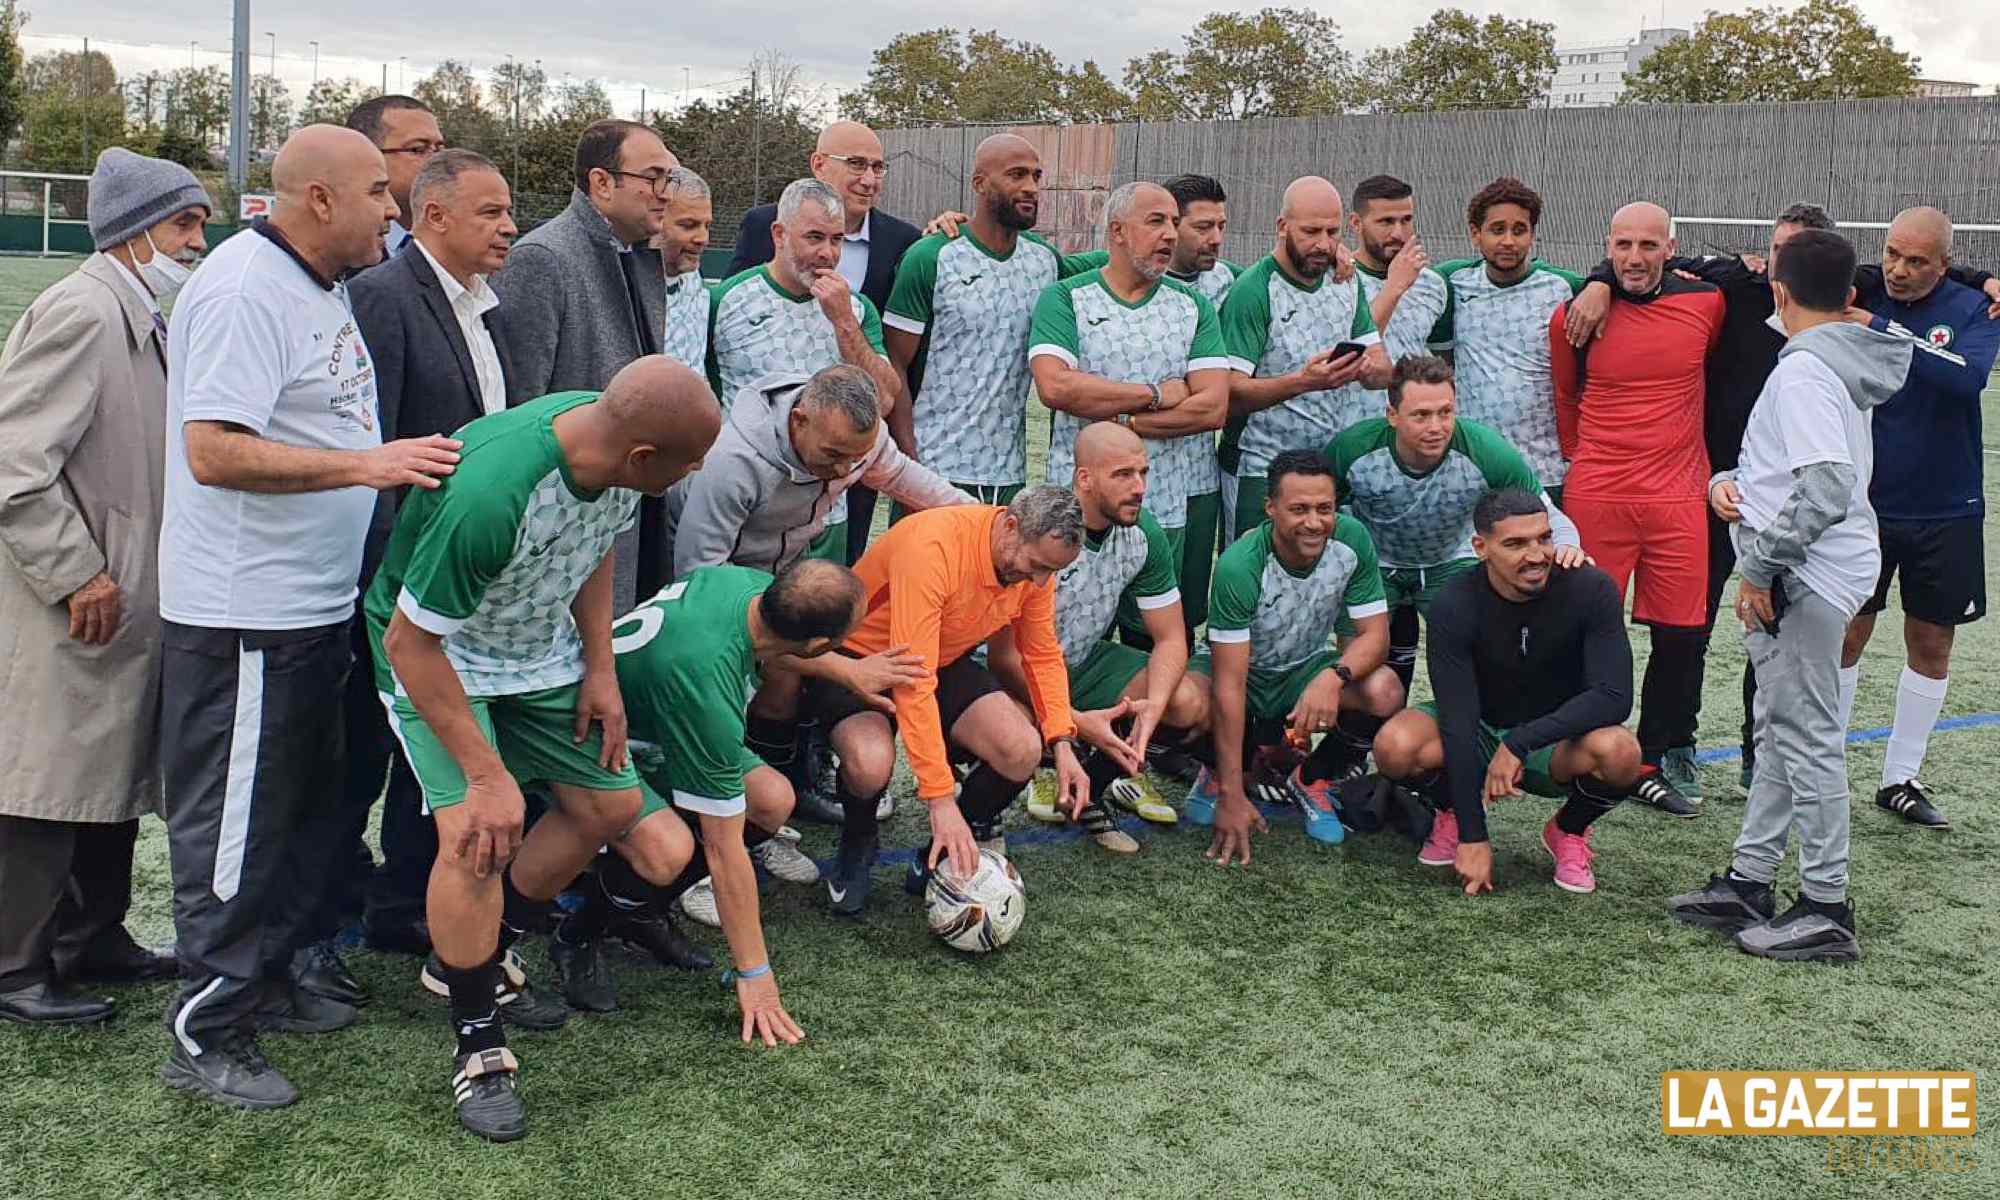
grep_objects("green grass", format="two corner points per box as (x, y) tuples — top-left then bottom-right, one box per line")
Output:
(0, 255), (88, 343)
(3, 257), (1997, 1198)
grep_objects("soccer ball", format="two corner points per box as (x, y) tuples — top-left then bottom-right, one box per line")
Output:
(924, 848), (1026, 953)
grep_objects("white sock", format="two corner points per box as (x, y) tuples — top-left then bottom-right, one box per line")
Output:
(1836, 665), (1861, 732)
(1881, 667), (1948, 788)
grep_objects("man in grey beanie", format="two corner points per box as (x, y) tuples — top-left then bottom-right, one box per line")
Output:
(0, 147), (210, 1026)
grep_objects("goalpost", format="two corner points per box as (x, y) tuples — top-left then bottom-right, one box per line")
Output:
(1671, 216), (2000, 256)
(0, 170), (94, 257)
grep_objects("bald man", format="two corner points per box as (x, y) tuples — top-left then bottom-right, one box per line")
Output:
(730, 120), (924, 563)
(991, 422), (1209, 841)
(368, 355), (720, 1141)
(1549, 202), (1725, 816)
(159, 125), (462, 1109)
(1219, 175), (1390, 543)
(1841, 207), (2000, 829)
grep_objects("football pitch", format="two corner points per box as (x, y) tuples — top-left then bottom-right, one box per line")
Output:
(1, 255), (1995, 1198)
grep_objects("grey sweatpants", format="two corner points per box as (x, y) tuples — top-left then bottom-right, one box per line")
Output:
(1731, 577), (1850, 903)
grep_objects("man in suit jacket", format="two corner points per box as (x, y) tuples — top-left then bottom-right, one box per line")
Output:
(338, 149), (517, 964)
(728, 120), (922, 564)
(0, 149), (207, 1025)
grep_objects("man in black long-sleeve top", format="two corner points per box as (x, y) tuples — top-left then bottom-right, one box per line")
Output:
(1373, 488), (1642, 896)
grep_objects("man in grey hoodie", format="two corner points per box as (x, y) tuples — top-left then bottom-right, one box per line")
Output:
(1670, 229), (1912, 962)
(663, 363), (969, 821)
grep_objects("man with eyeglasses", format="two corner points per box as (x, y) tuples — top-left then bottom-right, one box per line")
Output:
(345, 95), (444, 259)
(729, 121), (923, 566)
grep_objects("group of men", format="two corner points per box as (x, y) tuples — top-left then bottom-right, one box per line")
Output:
(0, 98), (1995, 1148)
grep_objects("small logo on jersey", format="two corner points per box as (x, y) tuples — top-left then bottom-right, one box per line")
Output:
(956, 273), (985, 287)
(1280, 309), (1300, 324)
(527, 533), (560, 558)
(1519, 627), (1530, 657)
(1086, 315), (1113, 326)
(747, 313), (774, 328)
(1925, 324), (1954, 350)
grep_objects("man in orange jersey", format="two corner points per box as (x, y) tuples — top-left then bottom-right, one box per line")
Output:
(812, 486), (1097, 915)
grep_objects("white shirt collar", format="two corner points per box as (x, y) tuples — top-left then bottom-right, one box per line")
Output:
(415, 239), (497, 315)
(110, 254), (161, 315)
(845, 211), (872, 244)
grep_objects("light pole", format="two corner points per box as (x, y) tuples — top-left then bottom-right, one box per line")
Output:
(398, 56), (406, 91)
(266, 32), (275, 79)
(189, 41), (198, 71)
(309, 41), (319, 88)
(506, 53), (520, 190)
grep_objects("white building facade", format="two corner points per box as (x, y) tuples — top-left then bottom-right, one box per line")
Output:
(1548, 27), (1688, 107)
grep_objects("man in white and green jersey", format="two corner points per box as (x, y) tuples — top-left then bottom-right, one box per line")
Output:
(707, 178), (904, 562)
(1325, 356), (1584, 688)
(1430, 177), (1583, 498)
(1190, 451), (1405, 864)
(365, 358), (720, 1142)
(882, 134), (1070, 511)
(1029, 181), (1230, 623)
(1220, 176), (1391, 543)
(1348, 174), (1452, 363)
(541, 559), (860, 1040)
(657, 166), (713, 371)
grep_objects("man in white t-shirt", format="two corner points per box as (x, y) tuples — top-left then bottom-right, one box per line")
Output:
(158, 125), (465, 1112)
(1671, 229), (1912, 965)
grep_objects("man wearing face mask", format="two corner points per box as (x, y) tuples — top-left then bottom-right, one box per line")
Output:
(0, 148), (209, 1027)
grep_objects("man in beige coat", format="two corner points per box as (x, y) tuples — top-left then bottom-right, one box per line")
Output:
(0, 148), (211, 1025)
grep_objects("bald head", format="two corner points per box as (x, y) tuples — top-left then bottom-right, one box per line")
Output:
(974, 133), (1036, 176)
(1610, 202), (1671, 241)
(1889, 206), (1951, 257)
(1607, 201), (1675, 294)
(811, 121), (883, 227)
(817, 121), (880, 156)
(1281, 176), (1342, 222)
(272, 124), (384, 199)
(1072, 420), (1149, 527)
(270, 124), (396, 275)
(762, 558), (865, 649)
(594, 356), (723, 495)
(1277, 175), (1343, 280)
(1075, 420), (1144, 469)
(1883, 205), (1953, 301)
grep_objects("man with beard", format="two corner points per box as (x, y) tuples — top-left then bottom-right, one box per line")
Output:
(883, 134), (1070, 510)
(1219, 176), (1390, 544)
(1348, 175), (1452, 366)
(1372, 489), (1642, 897)
(656, 166), (713, 372)
(1030, 181), (1231, 600)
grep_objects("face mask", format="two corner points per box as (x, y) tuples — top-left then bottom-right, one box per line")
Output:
(138, 229), (196, 300)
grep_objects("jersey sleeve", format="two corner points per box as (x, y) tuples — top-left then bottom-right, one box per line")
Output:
(1205, 536), (1263, 644)
(1336, 517), (1388, 620)
(1060, 248), (1109, 278)
(1221, 270), (1273, 375)
(1189, 291), (1229, 372)
(1541, 264), (1586, 296)
(857, 295), (888, 355)
(703, 285), (726, 398)
(1349, 280), (1380, 340)
(1322, 420), (1370, 495)
(1027, 281), (1081, 367)
(1130, 509), (1181, 608)
(882, 236), (941, 335)
(1427, 261), (1473, 345)
(394, 487), (524, 635)
(1461, 420), (1542, 493)
(174, 290), (290, 432)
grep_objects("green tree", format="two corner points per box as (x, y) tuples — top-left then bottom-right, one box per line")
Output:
(298, 76), (367, 126)
(840, 28), (963, 126)
(1622, 0), (1917, 104)
(415, 58), (500, 155)
(488, 59), (548, 127)
(842, 28), (1131, 125)
(1360, 9), (1555, 112)
(163, 65), (229, 146)
(1124, 8), (1355, 120)
(0, 1), (30, 154)
(249, 73), (291, 150)
(20, 47), (122, 170)
(655, 59), (819, 215)
(1060, 60), (1130, 123)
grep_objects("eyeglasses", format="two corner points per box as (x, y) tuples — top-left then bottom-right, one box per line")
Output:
(822, 153), (890, 177)
(608, 170), (673, 197)
(382, 140), (446, 158)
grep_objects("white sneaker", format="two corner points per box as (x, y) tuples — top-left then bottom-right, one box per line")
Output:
(976, 833), (1006, 857)
(679, 878), (721, 928)
(876, 793), (895, 820)
(753, 827), (820, 884)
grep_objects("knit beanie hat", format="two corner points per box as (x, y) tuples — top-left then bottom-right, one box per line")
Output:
(87, 147), (214, 250)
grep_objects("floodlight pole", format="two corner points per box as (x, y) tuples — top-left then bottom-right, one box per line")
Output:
(228, 0), (250, 188)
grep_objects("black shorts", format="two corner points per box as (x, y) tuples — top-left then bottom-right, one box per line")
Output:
(806, 652), (1003, 763)
(1859, 517), (1987, 626)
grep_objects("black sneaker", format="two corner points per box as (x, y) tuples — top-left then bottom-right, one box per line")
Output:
(253, 979), (360, 1035)
(1144, 742), (1200, 785)
(1633, 765), (1700, 819)
(419, 951), (570, 1032)
(609, 910), (714, 971)
(1876, 779), (1949, 829)
(451, 1047), (527, 1142)
(162, 1031), (299, 1109)
(291, 940), (368, 1007)
(1735, 895), (1860, 963)
(1669, 871), (1776, 933)
(827, 830), (877, 917)
(547, 932), (616, 1013)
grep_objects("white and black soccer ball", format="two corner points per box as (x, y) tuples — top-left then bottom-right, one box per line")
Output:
(924, 848), (1025, 953)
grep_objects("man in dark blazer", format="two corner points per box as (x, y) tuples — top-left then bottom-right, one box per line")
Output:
(327, 149), (519, 969)
(728, 120), (921, 564)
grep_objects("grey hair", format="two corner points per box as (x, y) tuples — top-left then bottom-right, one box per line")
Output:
(797, 364), (879, 433)
(1007, 484), (1084, 547)
(665, 165), (710, 202)
(1101, 180), (1150, 242)
(778, 177), (843, 226)
(410, 148), (502, 213)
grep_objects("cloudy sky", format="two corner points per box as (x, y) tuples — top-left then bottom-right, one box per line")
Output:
(30, 0), (2000, 117)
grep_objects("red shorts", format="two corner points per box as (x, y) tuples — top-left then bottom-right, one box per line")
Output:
(1564, 497), (1708, 628)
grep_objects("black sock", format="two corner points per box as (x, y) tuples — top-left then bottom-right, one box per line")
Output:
(959, 762), (1028, 836)
(838, 781), (883, 845)
(745, 823), (777, 851)
(1302, 720), (1374, 784)
(1805, 895), (1853, 921)
(1388, 605), (1420, 693)
(1082, 750), (1125, 804)
(1724, 867), (1770, 894)
(437, 953), (506, 1056)
(498, 865), (553, 951)
(654, 843), (710, 910)
(745, 714), (798, 771)
(561, 852), (656, 944)
(1555, 775), (1623, 835)
(1405, 768), (1445, 810)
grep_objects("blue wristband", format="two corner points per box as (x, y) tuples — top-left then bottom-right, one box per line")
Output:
(721, 962), (771, 987)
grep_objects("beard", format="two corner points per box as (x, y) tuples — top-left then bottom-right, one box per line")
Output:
(1132, 251), (1168, 282)
(989, 190), (1037, 232)
(1284, 232), (1330, 279)
(1361, 231), (1402, 266)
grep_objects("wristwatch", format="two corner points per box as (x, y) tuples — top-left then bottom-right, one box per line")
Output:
(1332, 663), (1355, 685)
(1145, 381), (1164, 412)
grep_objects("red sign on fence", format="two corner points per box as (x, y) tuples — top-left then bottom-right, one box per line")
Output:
(238, 194), (274, 221)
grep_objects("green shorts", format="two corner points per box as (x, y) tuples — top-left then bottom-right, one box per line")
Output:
(381, 684), (640, 812)
(1068, 640), (1150, 711)
(1188, 647), (1335, 723)
(1384, 560), (1476, 616)
(1116, 521), (1188, 644)
(805, 521), (847, 564)
(630, 740), (764, 823)
(1178, 490), (1220, 630)
(891, 481), (1022, 524)
(1228, 474), (1270, 548)
(1412, 701), (1564, 798)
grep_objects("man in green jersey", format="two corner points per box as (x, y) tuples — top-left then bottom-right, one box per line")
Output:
(1190, 451), (1405, 865)
(1220, 175), (1391, 544)
(707, 177), (904, 563)
(1348, 174), (1452, 366)
(1029, 180), (1231, 632)
(542, 559), (861, 1034)
(1324, 355), (1584, 691)
(368, 357), (720, 1142)
(655, 166), (713, 373)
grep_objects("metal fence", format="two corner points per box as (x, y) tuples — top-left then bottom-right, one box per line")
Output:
(877, 97), (2000, 271)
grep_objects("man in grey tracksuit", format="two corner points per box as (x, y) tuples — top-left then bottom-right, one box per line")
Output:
(662, 363), (969, 820)
(1671, 229), (1913, 962)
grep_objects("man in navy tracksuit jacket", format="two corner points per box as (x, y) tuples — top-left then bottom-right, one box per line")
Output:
(1841, 207), (2000, 830)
